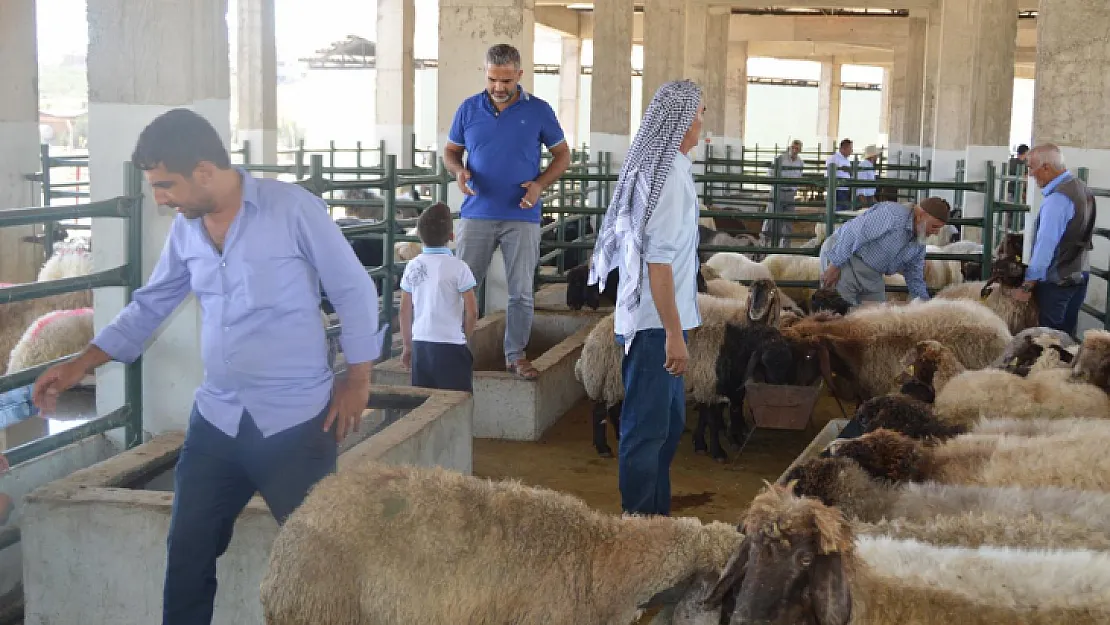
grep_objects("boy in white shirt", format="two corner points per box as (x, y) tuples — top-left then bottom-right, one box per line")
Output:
(399, 202), (479, 392)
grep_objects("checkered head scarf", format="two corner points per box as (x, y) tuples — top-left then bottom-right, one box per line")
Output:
(587, 79), (703, 352)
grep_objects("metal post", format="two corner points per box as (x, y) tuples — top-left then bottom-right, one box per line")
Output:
(123, 161), (145, 448)
(825, 161), (837, 239)
(40, 144), (55, 259)
(981, 161), (997, 278)
(381, 154), (398, 360)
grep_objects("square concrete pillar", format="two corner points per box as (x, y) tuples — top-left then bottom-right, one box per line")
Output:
(702, 8), (730, 142)
(641, 0), (687, 112)
(589, 0), (633, 163)
(682, 1), (707, 87)
(0, 0), (45, 284)
(1030, 0), (1110, 334)
(376, 0), (415, 169)
(723, 40), (748, 149)
(817, 59), (842, 150)
(879, 67), (892, 146)
(86, 0), (231, 438)
(236, 0), (278, 168)
(919, 8), (942, 157)
(890, 16), (926, 161)
(558, 37), (581, 149)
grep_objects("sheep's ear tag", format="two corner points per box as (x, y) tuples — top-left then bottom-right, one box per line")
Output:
(905, 364), (915, 375)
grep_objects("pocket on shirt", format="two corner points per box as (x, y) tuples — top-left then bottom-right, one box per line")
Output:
(183, 255), (223, 296)
(242, 253), (301, 311)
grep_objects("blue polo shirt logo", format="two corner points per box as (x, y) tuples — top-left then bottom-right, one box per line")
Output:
(447, 87), (566, 224)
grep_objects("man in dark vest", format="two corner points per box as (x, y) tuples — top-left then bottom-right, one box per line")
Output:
(1013, 143), (1096, 337)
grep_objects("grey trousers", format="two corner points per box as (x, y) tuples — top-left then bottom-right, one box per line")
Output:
(456, 217), (541, 363)
(761, 187), (796, 248)
(818, 234), (887, 307)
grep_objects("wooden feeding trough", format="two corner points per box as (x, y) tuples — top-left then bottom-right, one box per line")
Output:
(733, 380), (824, 452)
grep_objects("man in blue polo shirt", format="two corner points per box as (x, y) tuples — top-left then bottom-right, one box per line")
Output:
(444, 43), (571, 380)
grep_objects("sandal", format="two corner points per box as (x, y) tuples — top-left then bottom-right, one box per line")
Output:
(507, 358), (539, 380)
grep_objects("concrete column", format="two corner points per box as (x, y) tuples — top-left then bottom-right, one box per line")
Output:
(702, 8), (730, 144)
(1030, 0), (1110, 334)
(890, 16), (926, 161)
(816, 59), (842, 151)
(919, 9), (942, 157)
(0, 0), (44, 284)
(879, 67), (892, 146)
(724, 40), (748, 148)
(683, 1), (708, 86)
(642, 0), (687, 111)
(558, 37), (581, 149)
(928, 0), (978, 202)
(436, 0), (534, 314)
(376, 0), (415, 169)
(589, 0), (633, 162)
(87, 0), (230, 437)
(236, 0), (277, 169)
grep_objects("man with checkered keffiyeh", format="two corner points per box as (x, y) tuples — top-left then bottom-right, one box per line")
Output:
(587, 80), (706, 517)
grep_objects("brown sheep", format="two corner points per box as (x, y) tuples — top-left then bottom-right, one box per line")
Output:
(1072, 328), (1110, 395)
(701, 483), (1110, 625)
(826, 428), (1110, 492)
(259, 462), (743, 625)
(935, 254), (1039, 334)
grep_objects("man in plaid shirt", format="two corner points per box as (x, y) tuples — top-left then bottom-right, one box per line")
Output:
(818, 197), (951, 307)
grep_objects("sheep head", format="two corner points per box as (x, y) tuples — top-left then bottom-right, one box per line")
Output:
(809, 287), (852, 316)
(823, 429), (928, 484)
(780, 318), (864, 401)
(702, 483), (854, 625)
(897, 340), (961, 393)
(996, 232), (1024, 258)
(854, 395), (966, 441)
(564, 264), (596, 311)
(1071, 329), (1110, 394)
(746, 278), (781, 326)
(979, 254), (1027, 297)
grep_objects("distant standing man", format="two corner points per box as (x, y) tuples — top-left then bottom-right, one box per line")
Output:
(819, 197), (951, 307)
(856, 145), (881, 208)
(826, 138), (854, 210)
(588, 80), (705, 517)
(761, 139), (805, 248)
(30, 109), (384, 624)
(444, 43), (572, 380)
(1012, 143), (1096, 337)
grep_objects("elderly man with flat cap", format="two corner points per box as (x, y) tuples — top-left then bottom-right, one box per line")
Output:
(818, 197), (951, 307)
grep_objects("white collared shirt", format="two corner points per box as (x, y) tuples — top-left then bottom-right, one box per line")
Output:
(400, 247), (477, 344)
(826, 152), (853, 191)
(619, 151), (702, 335)
(858, 159), (877, 196)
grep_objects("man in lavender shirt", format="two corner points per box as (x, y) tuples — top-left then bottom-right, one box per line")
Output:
(30, 108), (384, 624)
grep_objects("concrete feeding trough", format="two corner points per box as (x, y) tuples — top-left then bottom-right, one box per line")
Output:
(20, 385), (473, 625)
(375, 310), (601, 441)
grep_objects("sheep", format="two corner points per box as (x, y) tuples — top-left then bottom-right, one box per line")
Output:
(6, 307), (93, 376)
(566, 264), (718, 312)
(990, 326), (1078, 375)
(701, 483), (1110, 625)
(35, 239), (92, 283)
(850, 394), (968, 442)
(757, 253), (820, 304)
(826, 427), (1110, 493)
(936, 254), (1038, 334)
(704, 252), (773, 283)
(779, 298), (1012, 402)
(854, 511), (1110, 551)
(782, 455), (1110, 536)
(808, 287), (852, 316)
(258, 461), (743, 625)
(1, 248), (94, 369)
(1072, 328), (1110, 395)
(578, 281), (822, 461)
(698, 226), (758, 264)
(902, 339), (1110, 424)
(937, 239), (985, 281)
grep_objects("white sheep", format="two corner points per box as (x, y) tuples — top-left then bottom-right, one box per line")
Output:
(757, 253), (820, 304)
(36, 240), (92, 283)
(905, 339), (1110, 425)
(259, 461), (742, 625)
(6, 307), (93, 377)
(704, 252), (773, 283)
(394, 226), (456, 262)
(704, 484), (1110, 625)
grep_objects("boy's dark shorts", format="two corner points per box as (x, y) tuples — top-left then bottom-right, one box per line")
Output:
(411, 340), (474, 393)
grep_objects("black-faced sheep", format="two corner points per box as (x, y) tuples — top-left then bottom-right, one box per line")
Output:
(258, 461), (742, 625)
(902, 339), (1110, 424)
(566, 263), (713, 312)
(826, 427), (1110, 493)
(808, 286), (853, 316)
(990, 326), (1078, 375)
(698, 226), (758, 264)
(935, 254), (1038, 334)
(780, 298), (1012, 402)
(850, 394), (967, 442)
(782, 455), (1110, 537)
(702, 483), (1110, 625)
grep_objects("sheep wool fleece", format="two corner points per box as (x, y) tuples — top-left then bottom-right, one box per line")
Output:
(586, 79), (703, 354)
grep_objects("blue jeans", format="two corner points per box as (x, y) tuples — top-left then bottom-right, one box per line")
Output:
(1035, 273), (1090, 338)
(617, 328), (687, 516)
(162, 403), (337, 624)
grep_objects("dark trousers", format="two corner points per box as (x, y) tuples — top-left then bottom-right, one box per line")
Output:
(1035, 273), (1090, 338)
(162, 403), (337, 624)
(617, 328), (687, 516)
(411, 340), (474, 393)
(835, 189), (851, 211)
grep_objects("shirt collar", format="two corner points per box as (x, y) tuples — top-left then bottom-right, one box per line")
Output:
(422, 246), (453, 255)
(236, 166), (260, 212)
(673, 150), (693, 172)
(483, 85), (529, 112)
(1042, 170), (1073, 197)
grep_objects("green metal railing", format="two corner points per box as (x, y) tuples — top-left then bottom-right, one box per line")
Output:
(21, 144), (93, 261)
(0, 162), (145, 466)
(1074, 168), (1110, 329)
